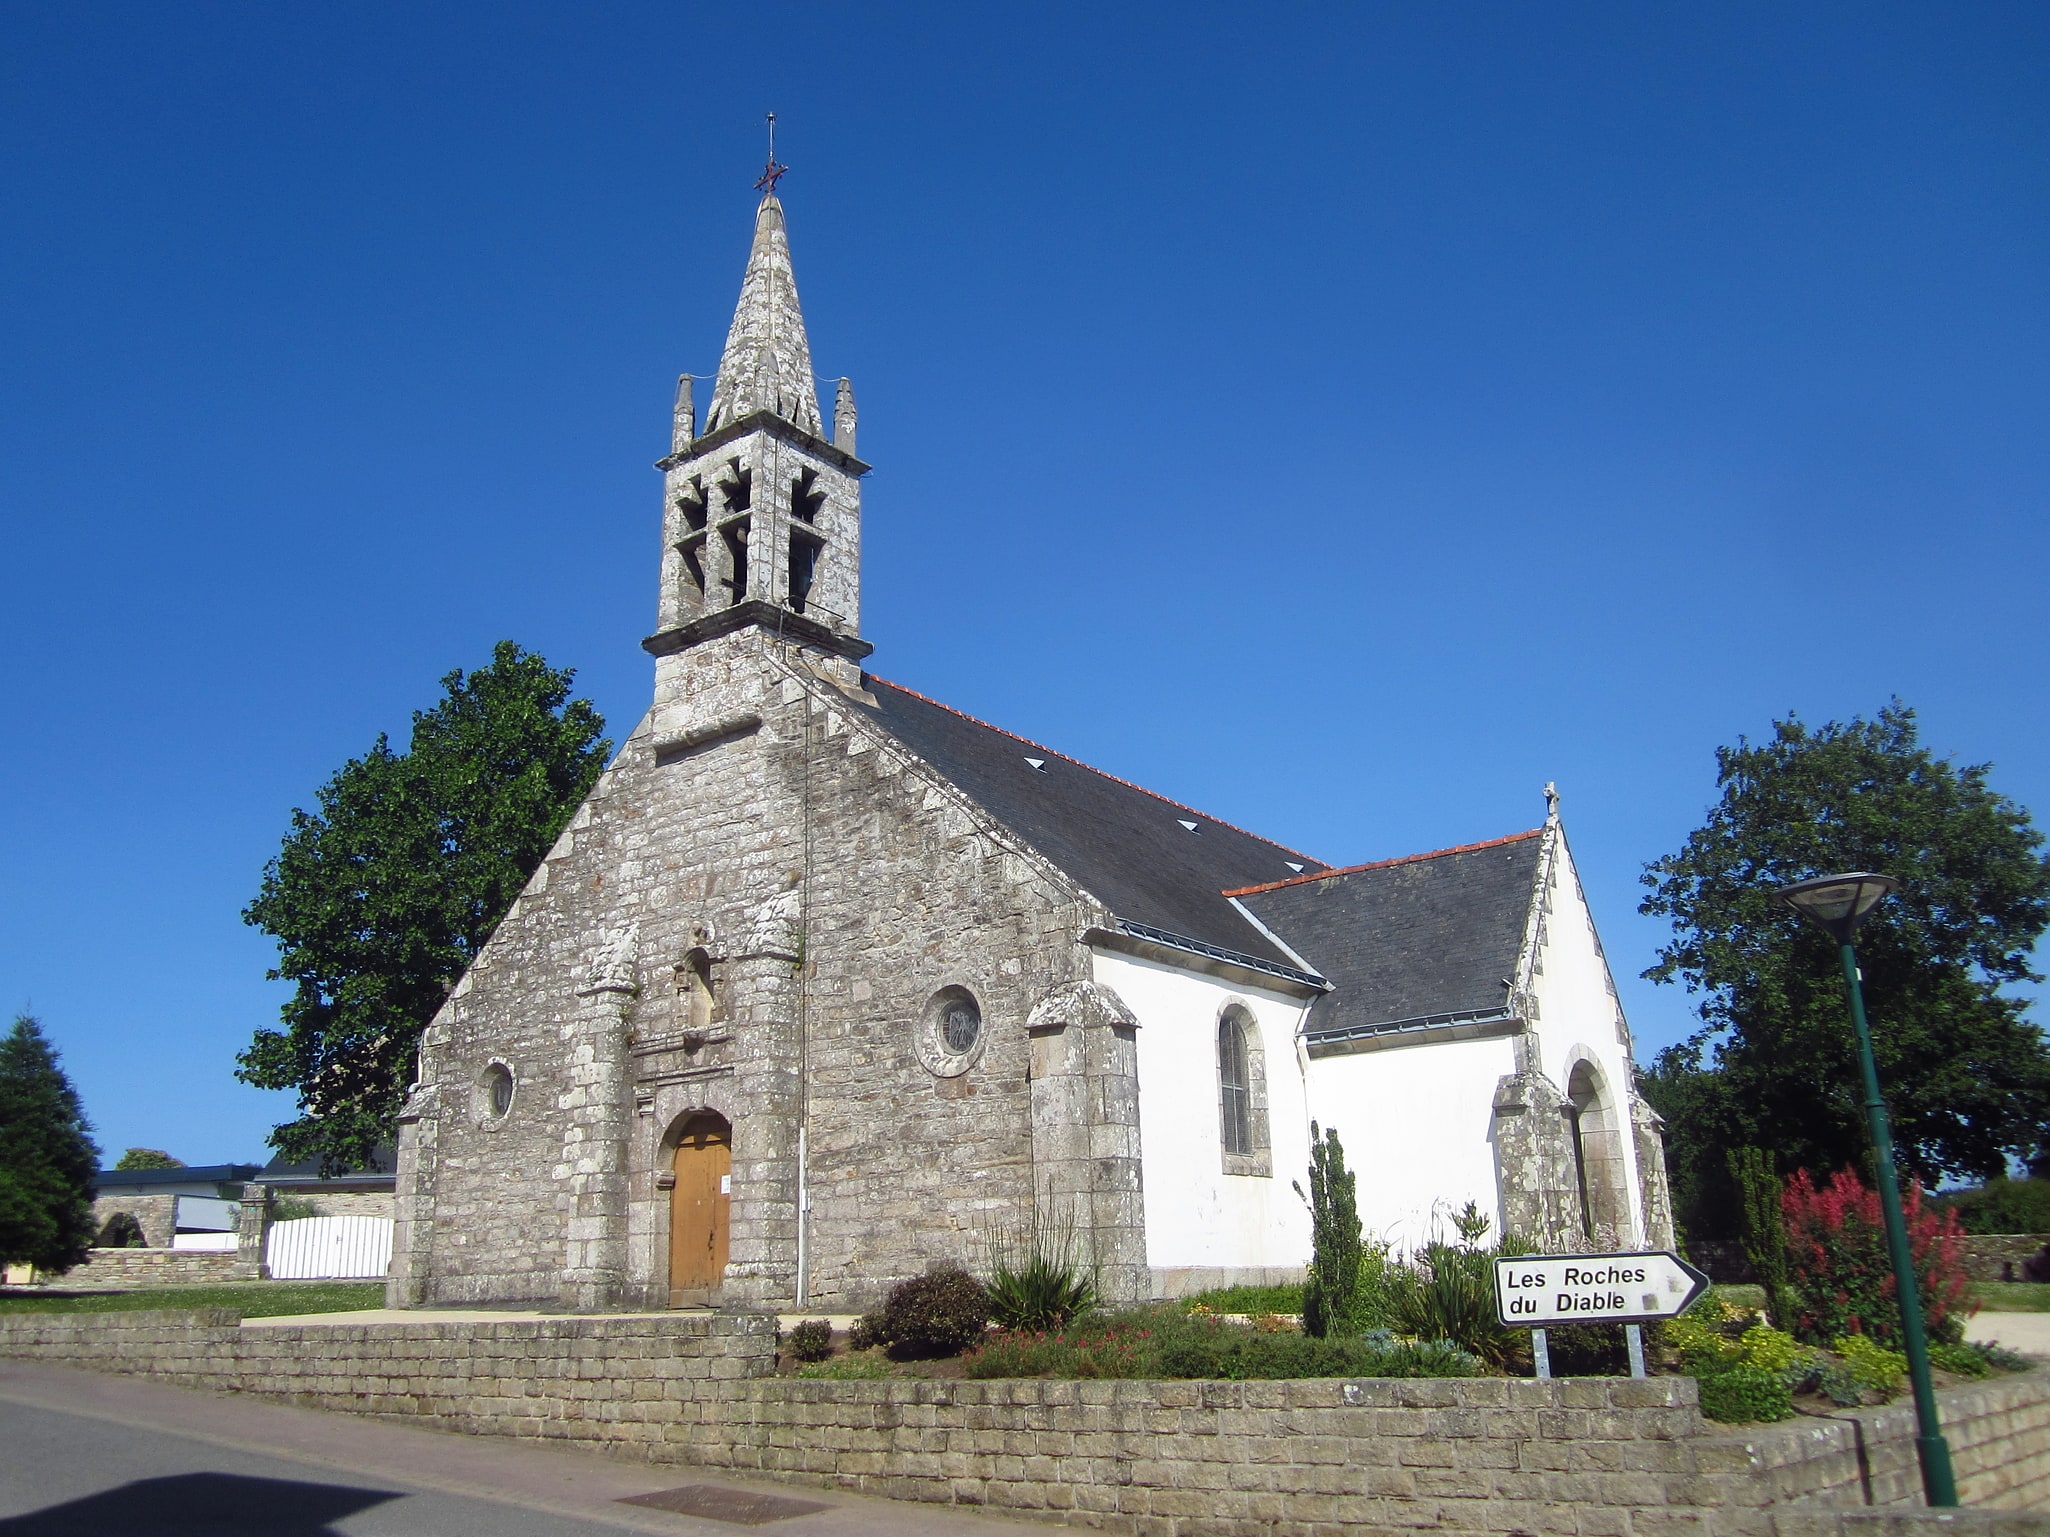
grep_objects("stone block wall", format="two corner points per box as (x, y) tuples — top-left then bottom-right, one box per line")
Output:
(2, 1311), (2046, 1535)
(0, 1311), (774, 1452)
(57, 1249), (249, 1289)
(1778, 1515), (2050, 1537)
(277, 1191), (395, 1221)
(1960, 1235), (2050, 1282)
(88, 1193), (178, 1249)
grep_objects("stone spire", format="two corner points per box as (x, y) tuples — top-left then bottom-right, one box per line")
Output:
(702, 196), (823, 438)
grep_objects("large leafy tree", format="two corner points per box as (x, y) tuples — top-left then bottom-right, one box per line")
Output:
(114, 1148), (183, 1171)
(239, 642), (609, 1173)
(0, 1014), (102, 1275)
(1640, 702), (2050, 1240)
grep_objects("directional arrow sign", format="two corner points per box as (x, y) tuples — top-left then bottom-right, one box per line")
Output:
(1493, 1250), (1710, 1327)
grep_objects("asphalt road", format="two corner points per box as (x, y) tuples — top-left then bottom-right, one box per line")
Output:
(0, 1358), (1039, 1537)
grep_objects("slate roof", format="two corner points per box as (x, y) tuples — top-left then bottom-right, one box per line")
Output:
(259, 1146), (397, 1187)
(1231, 831), (1545, 1038)
(92, 1164), (261, 1195)
(856, 678), (1329, 966)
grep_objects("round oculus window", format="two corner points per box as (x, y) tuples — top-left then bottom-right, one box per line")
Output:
(916, 987), (986, 1078)
(475, 1063), (515, 1125)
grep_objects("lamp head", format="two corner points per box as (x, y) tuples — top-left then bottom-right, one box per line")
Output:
(1773, 872), (1900, 945)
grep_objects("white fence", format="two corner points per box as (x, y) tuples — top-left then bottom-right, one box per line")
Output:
(264, 1215), (393, 1280)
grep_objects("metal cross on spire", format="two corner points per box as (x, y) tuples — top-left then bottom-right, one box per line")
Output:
(754, 111), (787, 196)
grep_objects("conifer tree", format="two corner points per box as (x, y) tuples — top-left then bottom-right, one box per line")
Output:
(0, 1014), (101, 1275)
(1295, 1122), (1363, 1338)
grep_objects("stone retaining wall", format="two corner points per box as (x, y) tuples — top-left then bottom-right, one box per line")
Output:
(0, 1311), (2044, 1536)
(57, 1249), (251, 1289)
(1961, 1236), (2050, 1283)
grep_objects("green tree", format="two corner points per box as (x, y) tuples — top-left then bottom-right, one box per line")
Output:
(1294, 1122), (1364, 1338)
(238, 642), (609, 1173)
(0, 1015), (102, 1275)
(1640, 702), (2050, 1238)
(114, 1148), (183, 1171)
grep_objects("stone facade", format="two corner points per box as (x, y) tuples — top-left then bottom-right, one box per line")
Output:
(2, 1311), (2046, 1532)
(393, 623), (1107, 1310)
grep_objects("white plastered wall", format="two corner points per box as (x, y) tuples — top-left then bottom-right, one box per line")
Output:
(1524, 829), (1648, 1246)
(1090, 948), (1314, 1273)
(1304, 1034), (1519, 1253)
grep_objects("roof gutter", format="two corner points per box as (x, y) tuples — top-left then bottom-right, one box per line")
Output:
(1304, 1006), (1523, 1058)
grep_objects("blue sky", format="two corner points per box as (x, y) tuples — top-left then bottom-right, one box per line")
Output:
(3, 4), (2045, 1165)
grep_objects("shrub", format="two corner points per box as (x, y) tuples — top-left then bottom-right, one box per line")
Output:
(787, 1318), (833, 1362)
(959, 1307), (1480, 1381)
(1782, 1166), (1971, 1349)
(982, 1194), (1098, 1331)
(1665, 1294), (1752, 1374)
(1736, 1323), (1820, 1385)
(270, 1196), (321, 1223)
(1929, 1340), (1993, 1379)
(966, 1324), (1146, 1379)
(1539, 1322), (1672, 1377)
(1696, 1364), (1794, 1423)
(1932, 1177), (2050, 1236)
(1832, 1333), (1907, 1401)
(1977, 1341), (2033, 1373)
(872, 1265), (990, 1358)
(94, 1212), (146, 1249)
(1817, 1362), (1863, 1406)
(847, 1312), (883, 1351)
(1384, 1204), (1526, 1365)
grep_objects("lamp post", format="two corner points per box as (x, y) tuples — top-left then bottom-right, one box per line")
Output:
(1773, 872), (1957, 1508)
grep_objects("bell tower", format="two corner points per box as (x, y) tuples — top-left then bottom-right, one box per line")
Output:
(645, 193), (870, 677)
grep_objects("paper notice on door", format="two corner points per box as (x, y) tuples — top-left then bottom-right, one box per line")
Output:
(720, 1175), (731, 1194)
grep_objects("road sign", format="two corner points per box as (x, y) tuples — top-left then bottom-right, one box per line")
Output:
(1493, 1250), (1710, 1327)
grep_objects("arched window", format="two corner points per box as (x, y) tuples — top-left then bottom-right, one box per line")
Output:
(1565, 1057), (1629, 1245)
(1218, 1012), (1252, 1155)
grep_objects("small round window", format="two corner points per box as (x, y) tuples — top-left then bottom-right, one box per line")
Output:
(476, 1062), (515, 1125)
(916, 986), (986, 1078)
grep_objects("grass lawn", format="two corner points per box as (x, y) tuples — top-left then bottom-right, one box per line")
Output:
(1971, 1282), (2050, 1312)
(0, 1282), (385, 1318)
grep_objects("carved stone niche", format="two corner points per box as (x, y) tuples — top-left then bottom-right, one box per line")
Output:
(670, 919), (723, 1049)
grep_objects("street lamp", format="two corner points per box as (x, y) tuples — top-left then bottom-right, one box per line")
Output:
(1774, 872), (1957, 1508)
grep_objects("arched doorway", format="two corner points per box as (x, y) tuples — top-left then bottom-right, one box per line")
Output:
(669, 1112), (731, 1306)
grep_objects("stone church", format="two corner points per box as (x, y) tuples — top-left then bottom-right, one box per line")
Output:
(387, 191), (1673, 1312)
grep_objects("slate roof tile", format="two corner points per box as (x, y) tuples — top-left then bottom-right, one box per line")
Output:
(856, 678), (1326, 964)
(1234, 832), (1545, 1036)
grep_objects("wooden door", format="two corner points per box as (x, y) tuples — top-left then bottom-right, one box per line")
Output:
(669, 1116), (731, 1304)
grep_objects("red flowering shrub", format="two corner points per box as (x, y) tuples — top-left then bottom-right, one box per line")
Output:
(1782, 1166), (1971, 1349)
